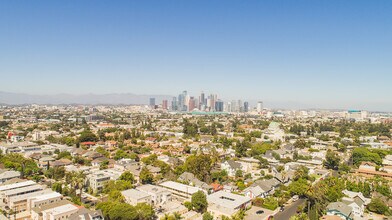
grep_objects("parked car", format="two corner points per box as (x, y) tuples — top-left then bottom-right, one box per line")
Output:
(256, 210), (265, 215)
(292, 195), (299, 201)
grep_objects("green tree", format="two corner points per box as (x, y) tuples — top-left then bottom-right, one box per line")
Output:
(250, 142), (272, 156)
(134, 203), (156, 220)
(183, 119), (199, 138)
(290, 213), (309, 220)
(140, 167), (154, 184)
(294, 166), (310, 181)
(97, 201), (155, 220)
(294, 139), (308, 149)
(323, 150), (340, 170)
(367, 198), (391, 215)
(72, 171), (86, 200)
(191, 191), (208, 213)
(56, 151), (72, 160)
(119, 171), (135, 183)
(184, 154), (212, 182)
(288, 178), (310, 196)
(352, 147), (382, 165)
(44, 167), (66, 180)
(0, 153), (39, 178)
(104, 180), (132, 193)
(78, 130), (98, 142)
(235, 169), (243, 178)
(96, 146), (109, 157)
(262, 197), (279, 210)
(109, 190), (125, 202)
(184, 201), (192, 211)
(52, 182), (63, 193)
(114, 149), (130, 160)
(100, 160), (109, 170)
(203, 212), (214, 220)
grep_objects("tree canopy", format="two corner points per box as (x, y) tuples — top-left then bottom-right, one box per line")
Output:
(191, 191), (208, 213)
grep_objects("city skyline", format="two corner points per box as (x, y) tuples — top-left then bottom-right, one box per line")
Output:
(0, 90), (390, 112)
(1, 1), (392, 111)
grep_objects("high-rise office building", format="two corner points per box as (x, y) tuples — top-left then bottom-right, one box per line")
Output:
(244, 102), (249, 112)
(171, 97), (177, 111)
(237, 100), (243, 112)
(177, 91), (188, 111)
(188, 97), (196, 111)
(215, 100), (224, 112)
(257, 101), (263, 112)
(162, 100), (168, 110)
(149, 98), (156, 108)
(209, 94), (217, 111)
(200, 91), (205, 108)
(226, 101), (232, 112)
(182, 91), (188, 111)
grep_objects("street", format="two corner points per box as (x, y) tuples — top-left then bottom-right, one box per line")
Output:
(274, 199), (306, 220)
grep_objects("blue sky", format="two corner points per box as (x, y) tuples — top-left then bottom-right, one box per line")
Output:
(1, 1), (391, 110)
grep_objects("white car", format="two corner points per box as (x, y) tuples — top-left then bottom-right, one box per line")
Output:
(292, 195), (299, 201)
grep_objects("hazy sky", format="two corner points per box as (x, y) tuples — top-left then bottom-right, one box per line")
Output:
(1, 1), (392, 110)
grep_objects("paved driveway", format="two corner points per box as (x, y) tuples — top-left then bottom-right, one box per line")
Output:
(245, 206), (274, 220)
(274, 199), (306, 220)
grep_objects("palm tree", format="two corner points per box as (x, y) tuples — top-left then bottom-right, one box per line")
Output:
(281, 170), (287, 182)
(160, 212), (182, 220)
(72, 171), (86, 201)
(160, 214), (170, 220)
(172, 212), (183, 220)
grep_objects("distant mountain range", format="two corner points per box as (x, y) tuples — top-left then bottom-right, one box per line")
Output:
(0, 91), (173, 105)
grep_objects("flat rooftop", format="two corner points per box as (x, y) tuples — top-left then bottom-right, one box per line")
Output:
(159, 181), (201, 195)
(121, 189), (150, 200)
(32, 191), (62, 202)
(207, 191), (251, 210)
(0, 180), (36, 191)
(45, 203), (78, 215)
(9, 189), (53, 203)
(3, 184), (43, 197)
(137, 184), (169, 194)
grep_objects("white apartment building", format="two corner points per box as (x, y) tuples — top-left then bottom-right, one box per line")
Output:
(122, 189), (152, 205)
(0, 170), (21, 183)
(136, 184), (172, 206)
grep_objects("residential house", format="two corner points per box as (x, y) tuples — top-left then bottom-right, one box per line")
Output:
(358, 162), (376, 172)
(113, 158), (139, 171)
(0, 170), (20, 183)
(68, 208), (104, 220)
(50, 159), (72, 168)
(221, 160), (242, 177)
(207, 191), (251, 217)
(341, 197), (365, 218)
(82, 151), (103, 160)
(38, 156), (56, 170)
(251, 178), (280, 198)
(210, 183), (224, 193)
(326, 202), (353, 220)
(243, 185), (264, 199)
(178, 172), (213, 193)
